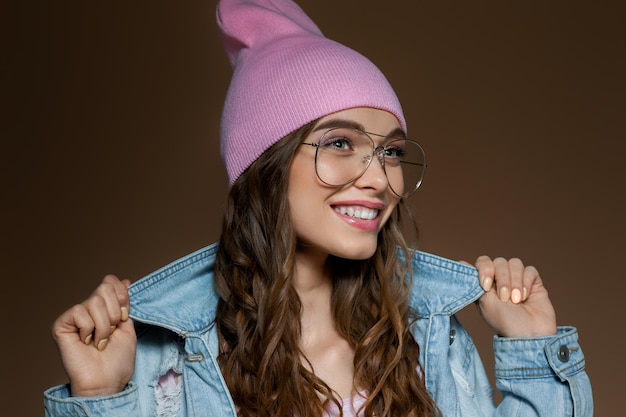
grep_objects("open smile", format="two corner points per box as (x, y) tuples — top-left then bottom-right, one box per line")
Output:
(332, 205), (380, 220)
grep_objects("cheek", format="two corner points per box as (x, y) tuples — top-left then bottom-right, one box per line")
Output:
(289, 195), (322, 245)
(389, 170), (405, 195)
(290, 187), (323, 222)
(380, 195), (401, 227)
(288, 152), (315, 195)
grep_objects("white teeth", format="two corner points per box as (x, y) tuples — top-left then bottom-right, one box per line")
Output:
(334, 206), (379, 220)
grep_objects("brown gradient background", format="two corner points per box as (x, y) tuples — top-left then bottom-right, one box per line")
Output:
(2, 0), (624, 415)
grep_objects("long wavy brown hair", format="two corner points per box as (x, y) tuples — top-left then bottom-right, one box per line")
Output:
(214, 121), (439, 417)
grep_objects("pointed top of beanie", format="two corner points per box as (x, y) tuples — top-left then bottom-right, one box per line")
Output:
(218, 0), (322, 65)
(217, 0), (406, 185)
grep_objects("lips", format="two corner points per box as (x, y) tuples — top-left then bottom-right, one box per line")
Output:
(333, 205), (379, 220)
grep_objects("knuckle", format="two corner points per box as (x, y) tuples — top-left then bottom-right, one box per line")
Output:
(525, 265), (539, 275)
(91, 294), (107, 308)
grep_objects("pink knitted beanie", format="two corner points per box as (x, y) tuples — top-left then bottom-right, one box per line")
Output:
(217, 0), (406, 185)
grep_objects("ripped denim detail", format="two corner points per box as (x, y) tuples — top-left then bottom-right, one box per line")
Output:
(155, 368), (183, 417)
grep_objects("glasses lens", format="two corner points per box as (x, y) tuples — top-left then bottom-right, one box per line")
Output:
(315, 128), (373, 186)
(314, 128), (426, 198)
(382, 139), (426, 198)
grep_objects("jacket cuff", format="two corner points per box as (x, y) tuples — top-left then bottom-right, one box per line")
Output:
(44, 382), (139, 416)
(493, 326), (585, 381)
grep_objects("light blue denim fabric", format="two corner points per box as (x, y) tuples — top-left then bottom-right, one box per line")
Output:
(44, 243), (593, 416)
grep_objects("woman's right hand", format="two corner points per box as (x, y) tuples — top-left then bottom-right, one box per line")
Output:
(52, 275), (137, 397)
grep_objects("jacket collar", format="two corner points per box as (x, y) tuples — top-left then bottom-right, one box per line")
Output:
(403, 250), (484, 317)
(128, 243), (484, 335)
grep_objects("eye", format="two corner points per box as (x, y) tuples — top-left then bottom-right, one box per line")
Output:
(318, 130), (357, 153)
(322, 137), (351, 150)
(383, 145), (407, 159)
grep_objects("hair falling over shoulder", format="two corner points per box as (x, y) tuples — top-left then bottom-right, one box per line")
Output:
(214, 123), (439, 417)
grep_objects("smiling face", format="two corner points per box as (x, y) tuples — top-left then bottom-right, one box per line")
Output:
(288, 107), (403, 261)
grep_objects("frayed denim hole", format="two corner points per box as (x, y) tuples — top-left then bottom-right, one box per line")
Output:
(155, 368), (183, 417)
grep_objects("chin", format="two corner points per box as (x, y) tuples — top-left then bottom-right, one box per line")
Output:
(332, 243), (378, 261)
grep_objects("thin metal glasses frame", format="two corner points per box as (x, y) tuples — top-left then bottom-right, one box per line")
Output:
(300, 128), (427, 198)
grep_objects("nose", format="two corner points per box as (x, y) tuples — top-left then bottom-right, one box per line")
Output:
(353, 148), (389, 192)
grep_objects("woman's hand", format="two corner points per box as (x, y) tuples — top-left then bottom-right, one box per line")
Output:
(52, 275), (137, 397)
(472, 256), (557, 338)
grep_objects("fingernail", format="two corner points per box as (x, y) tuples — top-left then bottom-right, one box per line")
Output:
(110, 325), (116, 334)
(511, 288), (522, 304)
(121, 306), (129, 321)
(499, 286), (510, 302)
(522, 287), (528, 300)
(84, 333), (93, 345)
(97, 338), (109, 351)
(482, 277), (493, 292)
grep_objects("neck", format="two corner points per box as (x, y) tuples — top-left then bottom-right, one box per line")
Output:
(293, 247), (334, 336)
(294, 247), (357, 399)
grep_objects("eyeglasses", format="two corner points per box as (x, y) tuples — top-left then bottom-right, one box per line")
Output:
(300, 127), (427, 198)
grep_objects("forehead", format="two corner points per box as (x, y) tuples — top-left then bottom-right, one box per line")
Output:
(314, 108), (404, 137)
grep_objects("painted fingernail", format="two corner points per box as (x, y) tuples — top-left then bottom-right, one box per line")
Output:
(499, 286), (510, 302)
(121, 306), (129, 321)
(482, 277), (493, 292)
(110, 325), (116, 334)
(523, 287), (528, 300)
(511, 288), (522, 304)
(84, 333), (93, 345)
(97, 338), (109, 351)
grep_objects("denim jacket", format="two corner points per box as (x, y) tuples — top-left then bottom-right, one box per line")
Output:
(44, 243), (593, 416)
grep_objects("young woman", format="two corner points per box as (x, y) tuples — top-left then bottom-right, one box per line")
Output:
(44, 1), (592, 416)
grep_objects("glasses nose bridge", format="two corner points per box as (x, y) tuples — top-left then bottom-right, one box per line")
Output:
(373, 145), (386, 167)
(358, 143), (388, 186)
(359, 131), (385, 166)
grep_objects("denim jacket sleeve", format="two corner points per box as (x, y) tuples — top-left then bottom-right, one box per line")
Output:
(44, 383), (140, 416)
(441, 318), (593, 417)
(493, 326), (593, 416)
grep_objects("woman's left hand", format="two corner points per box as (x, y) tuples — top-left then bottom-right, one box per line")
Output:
(472, 256), (557, 338)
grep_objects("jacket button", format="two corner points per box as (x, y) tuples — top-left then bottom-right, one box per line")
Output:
(557, 345), (570, 362)
(449, 329), (456, 345)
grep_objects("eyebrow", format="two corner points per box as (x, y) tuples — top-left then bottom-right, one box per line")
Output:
(313, 119), (364, 132)
(313, 118), (406, 139)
